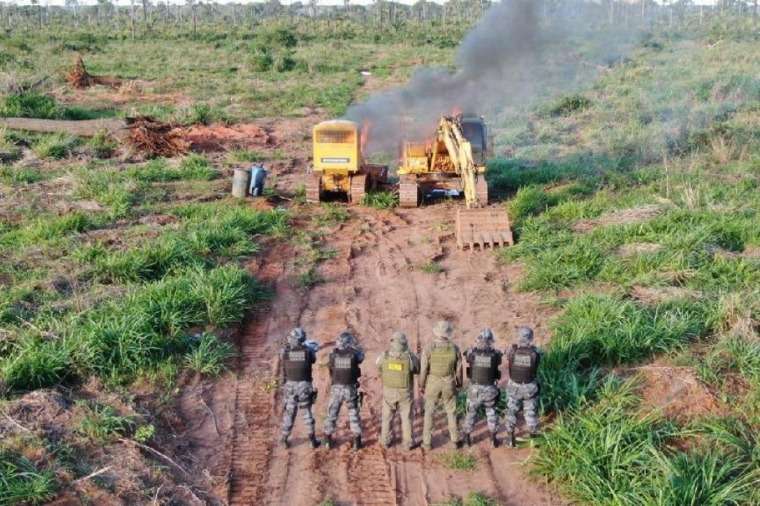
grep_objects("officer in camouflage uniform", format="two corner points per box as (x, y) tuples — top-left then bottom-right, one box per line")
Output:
(504, 326), (541, 448)
(462, 328), (503, 448)
(280, 327), (320, 449)
(420, 320), (463, 450)
(376, 331), (420, 450)
(323, 331), (365, 450)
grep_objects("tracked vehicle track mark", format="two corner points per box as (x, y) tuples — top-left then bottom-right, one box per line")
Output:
(228, 258), (285, 506)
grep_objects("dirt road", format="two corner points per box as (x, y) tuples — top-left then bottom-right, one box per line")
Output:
(182, 203), (564, 505)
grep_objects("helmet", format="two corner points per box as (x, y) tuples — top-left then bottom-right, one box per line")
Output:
(336, 331), (354, 350)
(476, 328), (494, 346)
(390, 331), (408, 353)
(287, 327), (306, 347)
(433, 320), (453, 339)
(517, 326), (534, 345)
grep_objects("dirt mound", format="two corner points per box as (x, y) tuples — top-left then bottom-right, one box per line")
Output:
(183, 123), (271, 152)
(573, 204), (663, 233)
(629, 365), (722, 421)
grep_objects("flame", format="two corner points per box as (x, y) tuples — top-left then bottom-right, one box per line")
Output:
(360, 120), (371, 152)
(451, 106), (463, 117)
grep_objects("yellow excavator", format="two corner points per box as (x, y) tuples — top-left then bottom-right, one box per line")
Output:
(398, 114), (513, 249)
(306, 119), (387, 204)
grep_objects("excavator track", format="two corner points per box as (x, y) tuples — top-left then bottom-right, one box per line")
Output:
(350, 173), (368, 204)
(399, 175), (419, 208)
(305, 173), (322, 203)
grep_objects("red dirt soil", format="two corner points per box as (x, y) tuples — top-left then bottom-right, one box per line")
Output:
(179, 204), (566, 505)
(182, 123), (272, 152)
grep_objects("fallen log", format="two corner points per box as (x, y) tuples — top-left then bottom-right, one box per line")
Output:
(0, 116), (188, 157)
(0, 117), (128, 138)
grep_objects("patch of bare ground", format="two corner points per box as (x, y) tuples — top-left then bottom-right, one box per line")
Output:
(621, 364), (723, 421)
(0, 385), (210, 505)
(630, 285), (700, 305)
(184, 203), (566, 505)
(182, 123), (272, 152)
(572, 204), (663, 233)
(617, 242), (663, 256)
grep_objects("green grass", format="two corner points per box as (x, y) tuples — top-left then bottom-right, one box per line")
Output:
(77, 402), (135, 442)
(127, 156), (216, 183)
(439, 451), (477, 471)
(436, 492), (499, 506)
(0, 449), (57, 505)
(362, 190), (399, 209)
(32, 133), (80, 159)
(184, 332), (236, 376)
(420, 261), (444, 274)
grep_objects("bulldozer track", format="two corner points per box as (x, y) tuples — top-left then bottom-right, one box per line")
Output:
(398, 176), (419, 208)
(350, 174), (368, 204)
(305, 173), (321, 203)
(227, 259), (284, 506)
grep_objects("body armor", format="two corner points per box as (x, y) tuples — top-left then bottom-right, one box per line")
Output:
(330, 348), (360, 385)
(470, 348), (500, 385)
(509, 345), (538, 384)
(283, 345), (313, 382)
(429, 343), (457, 377)
(381, 354), (412, 389)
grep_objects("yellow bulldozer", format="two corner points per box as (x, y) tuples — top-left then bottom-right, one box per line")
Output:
(306, 119), (388, 204)
(398, 114), (513, 249)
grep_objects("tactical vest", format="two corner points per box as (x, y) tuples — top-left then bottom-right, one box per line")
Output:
(330, 349), (360, 385)
(283, 345), (312, 382)
(470, 349), (500, 385)
(429, 343), (457, 377)
(509, 345), (538, 384)
(381, 353), (411, 389)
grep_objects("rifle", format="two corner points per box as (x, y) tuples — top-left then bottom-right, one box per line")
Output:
(416, 335), (424, 418)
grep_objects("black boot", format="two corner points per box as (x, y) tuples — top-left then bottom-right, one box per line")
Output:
(309, 434), (321, 449)
(352, 435), (363, 450)
(505, 430), (516, 448)
(491, 433), (499, 448)
(324, 435), (333, 449)
(464, 434), (472, 447)
(280, 435), (290, 449)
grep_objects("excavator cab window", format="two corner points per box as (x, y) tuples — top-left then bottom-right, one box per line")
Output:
(461, 119), (487, 164)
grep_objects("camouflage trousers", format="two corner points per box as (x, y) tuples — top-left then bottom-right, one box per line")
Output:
(503, 380), (539, 432)
(323, 384), (362, 436)
(281, 381), (316, 438)
(461, 384), (500, 435)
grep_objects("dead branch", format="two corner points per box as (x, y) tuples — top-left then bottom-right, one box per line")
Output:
(119, 438), (191, 478)
(67, 56), (122, 90)
(73, 466), (112, 485)
(2, 411), (32, 433)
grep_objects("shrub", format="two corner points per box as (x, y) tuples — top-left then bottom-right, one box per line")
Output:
(134, 424), (155, 444)
(32, 133), (79, 159)
(77, 403), (134, 442)
(0, 93), (58, 119)
(362, 190), (398, 209)
(545, 94), (593, 117)
(88, 130), (117, 159)
(0, 450), (57, 505)
(184, 332), (236, 376)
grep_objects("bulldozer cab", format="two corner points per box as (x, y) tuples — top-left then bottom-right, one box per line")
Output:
(313, 120), (361, 174)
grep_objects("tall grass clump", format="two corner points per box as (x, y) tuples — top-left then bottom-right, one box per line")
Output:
(32, 133), (79, 159)
(0, 450), (57, 505)
(539, 294), (713, 412)
(184, 332), (236, 376)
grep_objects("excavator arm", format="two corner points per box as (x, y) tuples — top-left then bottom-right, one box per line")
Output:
(437, 116), (480, 208)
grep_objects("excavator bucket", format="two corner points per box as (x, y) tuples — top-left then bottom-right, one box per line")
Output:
(456, 208), (514, 250)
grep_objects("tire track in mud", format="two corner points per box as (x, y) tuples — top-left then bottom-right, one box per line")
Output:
(227, 254), (286, 506)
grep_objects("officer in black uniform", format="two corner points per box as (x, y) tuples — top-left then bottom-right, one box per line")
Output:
(462, 329), (503, 447)
(279, 327), (320, 449)
(504, 326), (541, 448)
(323, 331), (365, 450)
